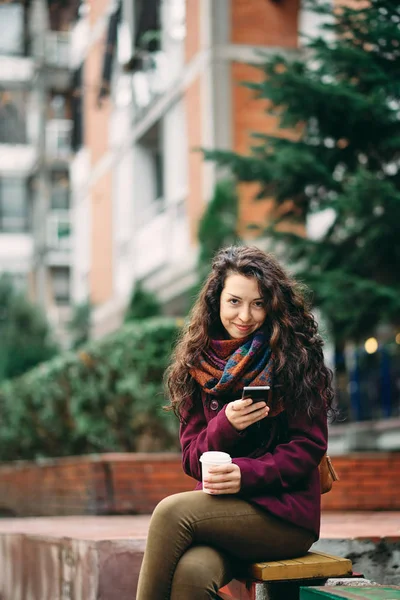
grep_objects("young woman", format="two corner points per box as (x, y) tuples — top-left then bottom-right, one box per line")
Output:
(136, 245), (333, 600)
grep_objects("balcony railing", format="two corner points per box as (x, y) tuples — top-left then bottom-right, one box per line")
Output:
(46, 119), (72, 160)
(46, 209), (72, 251)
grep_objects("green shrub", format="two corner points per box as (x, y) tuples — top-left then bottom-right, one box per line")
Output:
(0, 318), (181, 461)
(0, 274), (58, 382)
(125, 283), (161, 322)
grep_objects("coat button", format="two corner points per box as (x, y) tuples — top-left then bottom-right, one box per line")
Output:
(210, 400), (219, 411)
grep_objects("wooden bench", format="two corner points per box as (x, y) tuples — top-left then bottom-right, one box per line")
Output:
(218, 550), (353, 600)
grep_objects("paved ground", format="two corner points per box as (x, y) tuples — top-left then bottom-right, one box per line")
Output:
(0, 511), (399, 541)
(320, 511), (400, 540)
(0, 514), (151, 540)
(0, 511), (399, 595)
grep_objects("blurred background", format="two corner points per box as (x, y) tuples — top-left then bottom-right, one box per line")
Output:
(1, 4), (400, 595)
(0, 0), (399, 467)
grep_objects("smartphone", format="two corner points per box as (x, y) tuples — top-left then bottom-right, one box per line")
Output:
(242, 385), (270, 403)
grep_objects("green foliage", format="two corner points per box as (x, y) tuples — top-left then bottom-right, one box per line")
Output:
(0, 274), (58, 382)
(68, 301), (92, 349)
(0, 318), (180, 461)
(204, 0), (400, 341)
(125, 283), (161, 322)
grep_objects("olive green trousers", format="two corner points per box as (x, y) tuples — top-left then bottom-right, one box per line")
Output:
(136, 491), (315, 600)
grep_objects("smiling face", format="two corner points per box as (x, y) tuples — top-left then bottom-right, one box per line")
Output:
(219, 273), (267, 339)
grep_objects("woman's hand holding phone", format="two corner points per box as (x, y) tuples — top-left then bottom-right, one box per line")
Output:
(225, 397), (270, 431)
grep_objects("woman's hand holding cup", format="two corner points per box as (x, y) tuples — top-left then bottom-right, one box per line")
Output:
(203, 463), (241, 495)
(225, 398), (269, 431)
(200, 451), (239, 495)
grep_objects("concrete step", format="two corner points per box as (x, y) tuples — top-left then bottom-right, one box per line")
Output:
(0, 512), (399, 600)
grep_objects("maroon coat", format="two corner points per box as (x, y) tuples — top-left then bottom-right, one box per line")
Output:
(180, 390), (328, 540)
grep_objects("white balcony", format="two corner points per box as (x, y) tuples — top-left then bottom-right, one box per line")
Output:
(46, 119), (72, 161)
(0, 144), (37, 176)
(133, 199), (191, 281)
(0, 232), (33, 272)
(0, 56), (34, 84)
(134, 205), (168, 278)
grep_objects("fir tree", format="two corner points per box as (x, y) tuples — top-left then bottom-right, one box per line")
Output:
(204, 0), (400, 341)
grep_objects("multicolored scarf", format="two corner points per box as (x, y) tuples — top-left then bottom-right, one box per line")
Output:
(190, 331), (284, 417)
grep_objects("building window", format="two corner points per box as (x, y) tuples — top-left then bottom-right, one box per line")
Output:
(46, 119), (72, 159)
(0, 178), (30, 233)
(71, 66), (83, 151)
(0, 2), (24, 56)
(97, 0), (122, 105)
(51, 170), (70, 210)
(48, 93), (71, 120)
(134, 0), (160, 53)
(51, 266), (70, 305)
(0, 89), (27, 144)
(154, 146), (163, 201)
(136, 120), (164, 224)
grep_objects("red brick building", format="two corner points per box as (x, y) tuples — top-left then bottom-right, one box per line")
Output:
(70, 0), (318, 336)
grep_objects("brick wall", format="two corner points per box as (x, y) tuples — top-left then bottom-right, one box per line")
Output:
(185, 0), (201, 63)
(0, 454), (193, 518)
(231, 0), (300, 47)
(321, 453), (400, 511)
(0, 453), (398, 517)
(231, 61), (305, 239)
(85, 21), (114, 304)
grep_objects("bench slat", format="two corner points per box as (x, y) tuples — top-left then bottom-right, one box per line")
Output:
(263, 555), (334, 567)
(288, 554), (344, 565)
(304, 551), (351, 562)
(250, 551), (352, 581)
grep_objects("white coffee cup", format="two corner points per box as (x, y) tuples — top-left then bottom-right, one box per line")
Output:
(199, 451), (232, 494)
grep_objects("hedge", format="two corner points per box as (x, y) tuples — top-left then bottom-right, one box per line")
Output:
(0, 318), (181, 461)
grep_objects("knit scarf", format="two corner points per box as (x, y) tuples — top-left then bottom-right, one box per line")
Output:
(190, 330), (284, 417)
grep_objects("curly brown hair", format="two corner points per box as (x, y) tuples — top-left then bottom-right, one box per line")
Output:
(165, 245), (334, 420)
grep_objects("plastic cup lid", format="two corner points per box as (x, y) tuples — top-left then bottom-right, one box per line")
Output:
(200, 451), (232, 464)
